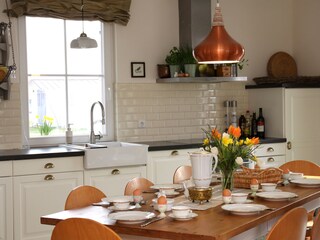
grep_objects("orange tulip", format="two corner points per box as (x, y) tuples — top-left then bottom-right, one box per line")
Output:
(251, 137), (260, 145)
(227, 125), (241, 139)
(211, 129), (221, 139)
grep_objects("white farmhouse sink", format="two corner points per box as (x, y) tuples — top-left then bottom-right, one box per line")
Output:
(63, 142), (149, 169)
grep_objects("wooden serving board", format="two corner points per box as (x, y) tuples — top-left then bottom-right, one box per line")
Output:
(267, 51), (297, 78)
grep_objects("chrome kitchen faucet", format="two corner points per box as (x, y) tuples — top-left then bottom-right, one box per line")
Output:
(90, 101), (105, 144)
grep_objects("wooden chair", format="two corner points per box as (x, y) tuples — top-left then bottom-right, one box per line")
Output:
(266, 207), (308, 240)
(64, 185), (106, 210)
(280, 159), (320, 236)
(309, 210), (320, 240)
(173, 165), (192, 184)
(124, 177), (154, 195)
(51, 217), (121, 240)
(279, 160), (320, 176)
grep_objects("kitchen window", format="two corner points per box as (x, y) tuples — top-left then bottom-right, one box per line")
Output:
(19, 16), (115, 147)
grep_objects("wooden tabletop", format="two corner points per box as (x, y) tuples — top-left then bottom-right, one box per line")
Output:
(41, 184), (320, 240)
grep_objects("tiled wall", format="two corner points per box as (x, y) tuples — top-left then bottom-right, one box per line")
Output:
(115, 82), (249, 142)
(0, 82), (22, 149)
(0, 82), (249, 149)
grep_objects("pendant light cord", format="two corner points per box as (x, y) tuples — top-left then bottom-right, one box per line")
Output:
(81, 0), (85, 33)
(5, 0), (17, 71)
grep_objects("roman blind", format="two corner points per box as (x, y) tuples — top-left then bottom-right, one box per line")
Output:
(8, 0), (132, 25)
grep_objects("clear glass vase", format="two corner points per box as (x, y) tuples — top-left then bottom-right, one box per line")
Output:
(221, 169), (234, 190)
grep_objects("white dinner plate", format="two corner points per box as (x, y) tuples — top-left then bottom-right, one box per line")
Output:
(290, 178), (320, 188)
(256, 192), (298, 201)
(221, 204), (269, 215)
(108, 211), (155, 224)
(102, 196), (133, 203)
(150, 184), (183, 190)
(168, 212), (198, 221)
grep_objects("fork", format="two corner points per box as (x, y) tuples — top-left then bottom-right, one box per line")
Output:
(140, 216), (165, 227)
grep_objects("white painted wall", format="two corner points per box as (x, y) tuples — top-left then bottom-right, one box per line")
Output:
(115, 0), (179, 83)
(292, 0), (320, 76)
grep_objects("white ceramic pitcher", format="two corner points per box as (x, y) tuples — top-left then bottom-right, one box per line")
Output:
(189, 151), (218, 188)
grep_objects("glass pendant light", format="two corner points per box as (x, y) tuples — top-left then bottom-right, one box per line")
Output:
(193, 0), (244, 64)
(70, 0), (97, 49)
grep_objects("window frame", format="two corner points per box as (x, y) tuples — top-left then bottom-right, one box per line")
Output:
(18, 16), (115, 147)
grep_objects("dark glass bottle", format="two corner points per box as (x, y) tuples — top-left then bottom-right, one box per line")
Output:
(239, 115), (246, 139)
(257, 108), (265, 139)
(251, 112), (257, 137)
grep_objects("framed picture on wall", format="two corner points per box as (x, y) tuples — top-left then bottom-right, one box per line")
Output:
(131, 62), (145, 78)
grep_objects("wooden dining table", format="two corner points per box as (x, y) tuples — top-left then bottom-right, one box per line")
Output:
(41, 183), (320, 240)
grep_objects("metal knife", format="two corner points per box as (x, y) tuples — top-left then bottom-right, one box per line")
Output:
(140, 216), (164, 227)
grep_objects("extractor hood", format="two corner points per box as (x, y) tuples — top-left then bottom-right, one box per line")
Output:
(179, 0), (211, 49)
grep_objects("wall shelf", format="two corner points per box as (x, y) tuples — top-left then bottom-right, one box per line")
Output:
(156, 76), (247, 83)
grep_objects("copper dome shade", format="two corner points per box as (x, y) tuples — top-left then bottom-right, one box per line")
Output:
(193, 2), (244, 64)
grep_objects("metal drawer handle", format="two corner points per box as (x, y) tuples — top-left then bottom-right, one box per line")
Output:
(267, 147), (274, 152)
(171, 150), (179, 156)
(267, 158), (275, 162)
(287, 141), (292, 150)
(44, 163), (55, 169)
(44, 175), (55, 181)
(111, 169), (120, 175)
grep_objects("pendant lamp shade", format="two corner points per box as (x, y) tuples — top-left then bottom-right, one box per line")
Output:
(70, 0), (97, 49)
(70, 33), (97, 49)
(193, 2), (244, 64)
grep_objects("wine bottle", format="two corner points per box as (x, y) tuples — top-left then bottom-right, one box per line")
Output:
(251, 112), (257, 137)
(257, 108), (265, 138)
(244, 110), (251, 138)
(239, 115), (246, 139)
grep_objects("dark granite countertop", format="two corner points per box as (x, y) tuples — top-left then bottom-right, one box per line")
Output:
(0, 137), (286, 161)
(138, 137), (287, 151)
(246, 83), (320, 89)
(0, 147), (84, 161)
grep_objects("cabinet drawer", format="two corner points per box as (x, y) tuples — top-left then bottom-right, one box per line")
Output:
(253, 143), (286, 157)
(258, 155), (286, 169)
(0, 161), (12, 177)
(13, 156), (84, 176)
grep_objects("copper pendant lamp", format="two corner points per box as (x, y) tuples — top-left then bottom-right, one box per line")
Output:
(193, 0), (244, 64)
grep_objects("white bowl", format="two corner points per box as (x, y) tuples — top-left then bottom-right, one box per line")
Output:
(290, 172), (304, 180)
(113, 199), (131, 210)
(152, 198), (174, 211)
(261, 183), (277, 192)
(231, 193), (248, 203)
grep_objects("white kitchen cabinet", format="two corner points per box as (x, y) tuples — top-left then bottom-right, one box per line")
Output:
(13, 156), (83, 240)
(147, 148), (197, 184)
(248, 88), (320, 164)
(253, 143), (286, 168)
(84, 165), (147, 196)
(0, 161), (13, 240)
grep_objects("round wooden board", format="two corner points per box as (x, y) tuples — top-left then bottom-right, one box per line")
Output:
(267, 52), (297, 78)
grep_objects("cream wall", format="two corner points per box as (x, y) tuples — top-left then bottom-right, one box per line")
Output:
(0, 0), (320, 148)
(292, 0), (320, 75)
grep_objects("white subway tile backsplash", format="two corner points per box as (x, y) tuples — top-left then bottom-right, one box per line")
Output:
(116, 82), (248, 142)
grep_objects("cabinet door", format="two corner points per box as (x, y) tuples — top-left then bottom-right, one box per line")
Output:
(13, 171), (83, 240)
(0, 177), (13, 240)
(147, 149), (196, 184)
(285, 89), (320, 164)
(84, 166), (147, 197)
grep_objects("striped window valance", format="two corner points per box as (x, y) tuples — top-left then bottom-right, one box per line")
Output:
(7, 0), (132, 25)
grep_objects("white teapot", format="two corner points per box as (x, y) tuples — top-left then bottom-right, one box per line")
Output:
(189, 151), (218, 188)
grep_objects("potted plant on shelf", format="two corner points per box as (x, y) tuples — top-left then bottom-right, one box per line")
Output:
(180, 45), (197, 77)
(165, 46), (182, 77)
